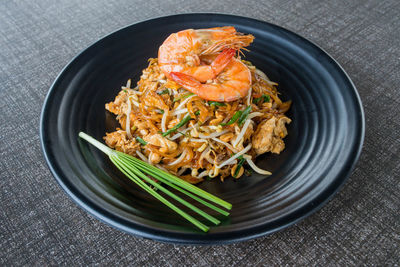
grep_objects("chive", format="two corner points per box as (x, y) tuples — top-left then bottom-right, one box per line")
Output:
(234, 156), (245, 177)
(158, 109), (165, 114)
(238, 106), (252, 126)
(125, 158), (229, 216)
(117, 156), (221, 225)
(253, 94), (270, 104)
(220, 110), (242, 126)
(253, 97), (261, 104)
(136, 136), (147, 145)
(173, 93), (195, 102)
(194, 110), (200, 116)
(208, 101), (226, 107)
(162, 114), (192, 137)
(78, 132), (232, 232)
(157, 89), (169, 95)
(125, 155), (231, 209)
(110, 156), (209, 232)
(123, 89), (127, 93)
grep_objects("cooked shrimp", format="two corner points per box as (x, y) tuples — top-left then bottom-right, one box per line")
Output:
(158, 26), (254, 83)
(170, 57), (252, 102)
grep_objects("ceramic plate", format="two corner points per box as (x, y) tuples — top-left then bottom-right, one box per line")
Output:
(40, 14), (364, 244)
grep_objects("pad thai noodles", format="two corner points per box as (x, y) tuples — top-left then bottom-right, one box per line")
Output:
(104, 26), (291, 184)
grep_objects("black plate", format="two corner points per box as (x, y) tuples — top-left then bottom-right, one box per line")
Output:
(40, 14), (364, 244)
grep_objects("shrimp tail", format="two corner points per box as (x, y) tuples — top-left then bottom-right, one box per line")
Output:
(211, 48), (236, 76)
(170, 72), (213, 100)
(170, 72), (200, 90)
(170, 72), (227, 102)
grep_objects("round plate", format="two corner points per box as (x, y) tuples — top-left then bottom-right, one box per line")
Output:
(40, 14), (364, 244)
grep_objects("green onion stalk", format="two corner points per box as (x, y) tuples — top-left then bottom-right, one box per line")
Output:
(78, 132), (231, 232)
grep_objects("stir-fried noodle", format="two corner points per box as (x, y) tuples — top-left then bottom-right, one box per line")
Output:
(105, 58), (291, 184)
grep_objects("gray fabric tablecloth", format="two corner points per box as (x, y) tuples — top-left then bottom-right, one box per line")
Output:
(1, 0), (399, 265)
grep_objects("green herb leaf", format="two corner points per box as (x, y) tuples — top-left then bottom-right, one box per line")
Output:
(220, 110), (242, 126)
(263, 94), (270, 102)
(162, 114), (192, 137)
(253, 97), (261, 104)
(157, 89), (169, 95)
(234, 157), (246, 177)
(238, 106), (252, 126)
(136, 136), (147, 145)
(208, 101), (226, 107)
(173, 92), (195, 102)
(253, 94), (270, 104)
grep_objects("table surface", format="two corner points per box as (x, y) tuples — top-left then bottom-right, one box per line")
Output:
(1, 0), (399, 265)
